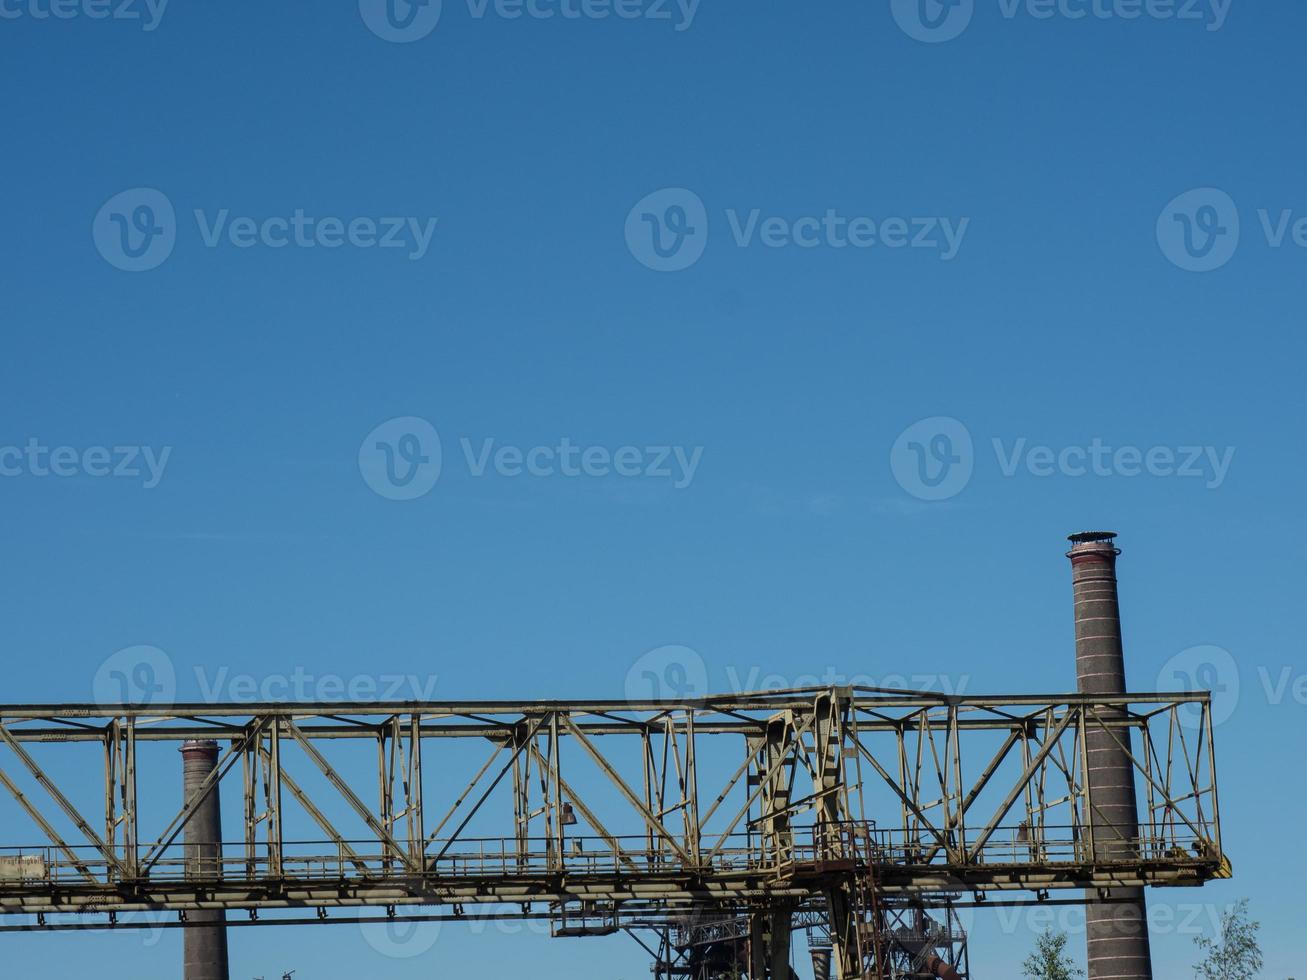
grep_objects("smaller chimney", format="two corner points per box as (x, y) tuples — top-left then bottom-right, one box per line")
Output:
(809, 946), (832, 980)
(181, 740), (230, 980)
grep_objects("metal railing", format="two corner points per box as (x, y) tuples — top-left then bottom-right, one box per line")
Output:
(0, 821), (1216, 888)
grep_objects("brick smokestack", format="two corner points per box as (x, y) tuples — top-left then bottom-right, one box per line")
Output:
(181, 740), (230, 980)
(1067, 532), (1152, 980)
(809, 947), (832, 980)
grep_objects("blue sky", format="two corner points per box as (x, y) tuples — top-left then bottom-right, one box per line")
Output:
(2, 0), (1304, 976)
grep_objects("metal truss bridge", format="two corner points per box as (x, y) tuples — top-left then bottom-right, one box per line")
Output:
(0, 687), (1227, 977)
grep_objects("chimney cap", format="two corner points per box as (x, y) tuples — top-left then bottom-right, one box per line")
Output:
(1067, 530), (1117, 544)
(180, 739), (220, 759)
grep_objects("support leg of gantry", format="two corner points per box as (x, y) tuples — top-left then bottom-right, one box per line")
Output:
(747, 904), (795, 979)
(750, 911), (769, 979)
(824, 885), (862, 980)
(767, 903), (793, 979)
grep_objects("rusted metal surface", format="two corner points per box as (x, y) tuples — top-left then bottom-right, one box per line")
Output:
(0, 688), (1223, 955)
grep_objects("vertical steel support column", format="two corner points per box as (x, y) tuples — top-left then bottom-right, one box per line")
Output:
(181, 740), (230, 980)
(760, 715), (794, 868)
(408, 713), (425, 865)
(266, 720), (283, 878)
(815, 692), (862, 980)
(123, 717), (138, 879)
(824, 887), (861, 980)
(747, 905), (795, 979)
(750, 912), (769, 978)
(1067, 532), (1152, 980)
(752, 711), (797, 979)
(767, 905), (793, 978)
(812, 692), (846, 833)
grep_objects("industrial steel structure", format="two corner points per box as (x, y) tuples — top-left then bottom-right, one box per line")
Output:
(0, 688), (1226, 972)
(0, 534), (1230, 978)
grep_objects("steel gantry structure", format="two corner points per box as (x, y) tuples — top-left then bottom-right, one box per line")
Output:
(0, 687), (1227, 977)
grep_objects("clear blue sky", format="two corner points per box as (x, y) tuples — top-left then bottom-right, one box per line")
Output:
(2, 1), (1304, 977)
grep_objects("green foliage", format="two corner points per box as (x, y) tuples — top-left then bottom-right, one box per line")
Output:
(1021, 928), (1085, 980)
(1194, 898), (1263, 980)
